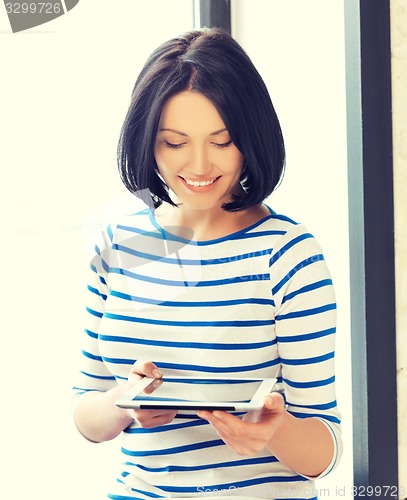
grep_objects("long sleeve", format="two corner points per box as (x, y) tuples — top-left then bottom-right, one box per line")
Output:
(270, 222), (343, 478)
(73, 225), (118, 397)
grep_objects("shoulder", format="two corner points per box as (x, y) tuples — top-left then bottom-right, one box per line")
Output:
(101, 207), (155, 243)
(261, 206), (325, 269)
(257, 206), (314, 245)
(260, 207), (301, 233)
(264, 211), (333, 302)
(86, 207), (154, 262)
(240, 206), (320, 260)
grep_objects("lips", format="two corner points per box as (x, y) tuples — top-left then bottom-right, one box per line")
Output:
(184, 178), (217, 187)
(179, 176), (221, 191)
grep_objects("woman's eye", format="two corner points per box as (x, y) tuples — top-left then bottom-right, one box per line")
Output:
(163, 140), (232, 149)
(164, 141), (185, 149)
(214, 140), (233, 148)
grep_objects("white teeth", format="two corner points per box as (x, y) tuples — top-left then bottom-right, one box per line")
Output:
(185, 178), (216, 187)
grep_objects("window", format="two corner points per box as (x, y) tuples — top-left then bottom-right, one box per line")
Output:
(1, 2), (194, 499)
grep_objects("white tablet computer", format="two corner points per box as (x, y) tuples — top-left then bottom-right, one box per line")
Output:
(115, 376), (277, 411)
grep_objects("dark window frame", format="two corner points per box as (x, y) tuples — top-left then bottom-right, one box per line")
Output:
(345, 0), (398, 492)
(197, 0), (231, 33)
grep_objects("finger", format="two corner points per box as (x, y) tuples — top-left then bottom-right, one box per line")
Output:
(263, 392), (285, 412)
(198, 410), (230, 424)
(133, 409), (173, 420)
(143, 378), (163, 395)
(199, 410), (238, 422)
(197, 410), (212, 420)
(133, 410), (177, 428)
(199, 411), (244, 436)
(210, 411), (273, 442)
(198, 412), (237, 442)
(132, 360), (163, 378)
(199, 413), (265, 455)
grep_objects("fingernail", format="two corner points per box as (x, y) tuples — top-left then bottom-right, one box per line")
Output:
(153, 369), (163, 378)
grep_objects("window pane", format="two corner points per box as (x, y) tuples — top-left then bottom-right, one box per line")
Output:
(0, 2), (194, 499)
(232, 1), (353, 496)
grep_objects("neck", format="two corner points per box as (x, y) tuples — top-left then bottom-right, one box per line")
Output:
(154, 202), (269, 242)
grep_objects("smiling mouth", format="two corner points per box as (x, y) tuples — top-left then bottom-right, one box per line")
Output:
(181, 177), (220, 187)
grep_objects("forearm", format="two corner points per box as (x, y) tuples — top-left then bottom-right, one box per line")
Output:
(267, 411), (334, 477)
(73, 384), (133, 443)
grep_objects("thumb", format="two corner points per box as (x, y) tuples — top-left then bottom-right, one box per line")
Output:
(263, 392), (285, 412)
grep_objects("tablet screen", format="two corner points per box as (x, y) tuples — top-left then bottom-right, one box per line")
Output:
(116, 377), (277, 411)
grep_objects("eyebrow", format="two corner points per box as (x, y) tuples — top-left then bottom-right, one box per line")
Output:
(158, 127), (228, 137)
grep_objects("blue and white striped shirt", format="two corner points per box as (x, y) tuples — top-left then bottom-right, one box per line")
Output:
(73, 205), (342, 499)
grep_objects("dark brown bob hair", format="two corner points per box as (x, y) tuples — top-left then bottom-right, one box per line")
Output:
(117, 28), (285, 211)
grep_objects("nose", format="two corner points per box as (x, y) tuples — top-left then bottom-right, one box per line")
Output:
(189, 145), (211, 175)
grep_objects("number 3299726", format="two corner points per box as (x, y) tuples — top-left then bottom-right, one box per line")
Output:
(5, 3), (62, 14)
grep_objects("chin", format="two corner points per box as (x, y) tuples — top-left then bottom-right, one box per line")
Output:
(183, 200), (223, 212)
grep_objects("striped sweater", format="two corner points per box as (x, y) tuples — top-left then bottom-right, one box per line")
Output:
(73, 205), (342, 499)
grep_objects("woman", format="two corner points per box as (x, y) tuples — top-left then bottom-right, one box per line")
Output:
(73, 28), (342, 499)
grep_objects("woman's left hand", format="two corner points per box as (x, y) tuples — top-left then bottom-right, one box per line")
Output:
(198, 392), (286, 456)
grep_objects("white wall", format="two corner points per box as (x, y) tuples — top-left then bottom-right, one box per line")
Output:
(0, 2), (193, 498)
(232, 1), (353, 497)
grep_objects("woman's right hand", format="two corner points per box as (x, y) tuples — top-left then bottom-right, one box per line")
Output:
(124, 360), (178, 428)
(73, 359), (177, 442)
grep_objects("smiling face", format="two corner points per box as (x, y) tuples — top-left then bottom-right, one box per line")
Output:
(154, 91), (245, 213)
